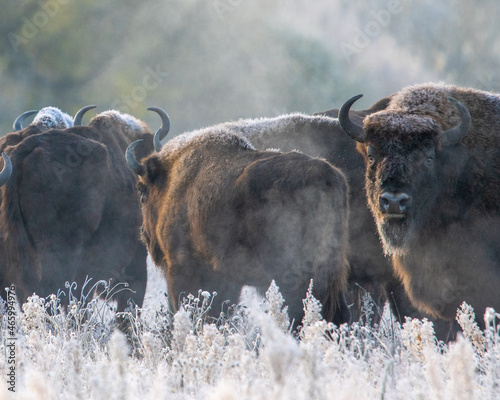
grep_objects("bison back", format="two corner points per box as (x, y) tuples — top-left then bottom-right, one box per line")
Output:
(0, 132), (109, 301)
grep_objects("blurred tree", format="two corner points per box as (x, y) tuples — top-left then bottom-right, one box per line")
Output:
(0, 0), (138, 131)
(1, 1), (500, 135)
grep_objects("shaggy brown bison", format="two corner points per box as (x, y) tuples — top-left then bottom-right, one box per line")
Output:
(339, 82), (500, 330)
(183, 99), (428, 328)
(0, 106), (154, 315)
(126, 109), (350, 326)
(0, 107), (72, 299)
(232, 101), (395, 322)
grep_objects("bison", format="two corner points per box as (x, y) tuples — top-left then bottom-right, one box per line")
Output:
(339, 82), (500, 330)
(0, 106), (154, 317)
(227, 101), (395, 323)
(0, 107), (72, 299)
(126, 109), (350, 327)
(179, 100), (431, 329)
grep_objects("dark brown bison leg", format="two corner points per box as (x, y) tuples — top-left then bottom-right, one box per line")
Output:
(384, 277), (411, 323)
(318, 287), (350, 327)
(113, 243), (148, 332)
(333, 292), (350, 326)
(165, 260), (204, 312)
(167, 252), (273, 318)
(344, 279), (386, 325)
(216, 254), (274, 315)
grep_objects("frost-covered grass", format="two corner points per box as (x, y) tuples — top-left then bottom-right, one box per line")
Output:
(0, 262), (499, 400)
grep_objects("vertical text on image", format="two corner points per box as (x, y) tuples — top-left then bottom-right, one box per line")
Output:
(6, 285), (17, 393)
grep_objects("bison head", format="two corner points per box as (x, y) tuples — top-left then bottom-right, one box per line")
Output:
(339, 95), (471, 255)
(125, 107), (170, 265)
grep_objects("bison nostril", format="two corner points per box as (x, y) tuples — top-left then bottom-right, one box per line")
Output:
(379, 195), (390, 211)
(398, 194), (410, 212)
(379, 192), (411, 214)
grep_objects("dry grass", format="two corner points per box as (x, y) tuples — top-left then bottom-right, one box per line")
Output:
(0, 259), (498, 400)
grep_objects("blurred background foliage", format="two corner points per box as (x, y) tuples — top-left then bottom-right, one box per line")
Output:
(1, 0), (499, 135)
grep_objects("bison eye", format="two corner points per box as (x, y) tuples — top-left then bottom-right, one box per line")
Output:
(366, 147), (376, 165)
(425, 155), (434, 167)
(137, 184), (148, 202)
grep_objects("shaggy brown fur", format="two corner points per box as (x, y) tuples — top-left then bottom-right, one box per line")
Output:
(213, 99), (435, 332)
(344, 82), (500, 328)
(0, 109), (154, 313)
(135, 127), (350, 326)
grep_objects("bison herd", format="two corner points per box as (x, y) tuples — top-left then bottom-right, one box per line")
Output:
(1, 82), (499, 340)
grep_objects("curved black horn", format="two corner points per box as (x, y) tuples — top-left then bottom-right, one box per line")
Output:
(441, 97), (471, 147)
(125, 139), (144, 175)
(0, 153), (12, 186)
(13, 110), (38, 131)
(73, 105), (97, 126)
(339, 94), (366, 143)
(147, 107), (171, 152)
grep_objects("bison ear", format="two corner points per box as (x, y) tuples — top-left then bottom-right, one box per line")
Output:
(144, 155), (164, 184)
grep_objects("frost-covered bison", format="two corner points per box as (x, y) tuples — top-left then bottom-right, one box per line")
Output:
(126, 109), (350, 326)
(0, 106), (154, 315)
(339, 82), (500, 329)
(182, 99), (423, 327)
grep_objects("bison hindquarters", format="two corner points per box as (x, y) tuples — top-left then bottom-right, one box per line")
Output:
(1, 132), (147, 314)
(232, 155), (350, 325)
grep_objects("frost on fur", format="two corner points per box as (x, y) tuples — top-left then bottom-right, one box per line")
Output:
(88, 109), (150, 142)
(93, 110), (148, 132)
(32, 107), (73, 130)
(159, 125), (256, 156)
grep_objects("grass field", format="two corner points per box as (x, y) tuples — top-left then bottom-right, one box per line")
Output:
(0, 258), (498, 400)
